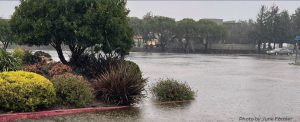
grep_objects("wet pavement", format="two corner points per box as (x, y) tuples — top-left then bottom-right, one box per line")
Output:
(22, 52), (300, 122)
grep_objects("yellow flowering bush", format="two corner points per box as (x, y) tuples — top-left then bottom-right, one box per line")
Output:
(0, 71), (56, 112)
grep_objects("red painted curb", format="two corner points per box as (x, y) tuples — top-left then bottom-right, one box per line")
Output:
(0, 106), (128, 122)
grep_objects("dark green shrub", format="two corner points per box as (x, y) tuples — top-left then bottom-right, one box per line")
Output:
(70, 53), (122, 79)
(70, 53), (100, 78)
(0, 71), (56, 112)
(151, 79), (195, 101)
(34, 51), (52, 64)
(52, 73), (93, 108)
(0, 49), (21, 71)
(34, 51), (52, 58)
(70, 53), (139, 79)
(125, 61), (142, 78)
(12, 48), (40, 65)
(23, 50), (40, 65)
(93, 62), (147, 105)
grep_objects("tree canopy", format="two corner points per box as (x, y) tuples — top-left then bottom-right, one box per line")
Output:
(252, 5), (295, 52)
(0, 19), (14, 50)
(146, 16), (176, 51)
(11, 0), (134, 64)
(198, 20), (225, 51)
(129, 15), (225, 53)
(175, 18), (198, 53)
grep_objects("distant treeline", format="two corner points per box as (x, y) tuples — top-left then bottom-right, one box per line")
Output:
(129, 13), (225, 53)
(1, 4), (300, 54)
(129, 5), (300, 53)
(252, 5), (300, 52)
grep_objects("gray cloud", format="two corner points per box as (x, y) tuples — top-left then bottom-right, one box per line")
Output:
(127, 1), (300, 21)
(1, 1), (300, 21)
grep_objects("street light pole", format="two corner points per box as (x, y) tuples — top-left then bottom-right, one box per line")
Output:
(296, 42), (298, 64)
(294, 36), (300, 64)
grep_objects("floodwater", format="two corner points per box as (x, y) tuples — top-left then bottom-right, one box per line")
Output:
(21, 52), (300, 122)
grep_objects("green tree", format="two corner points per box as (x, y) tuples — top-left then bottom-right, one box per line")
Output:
(0, 19), (14, 51)
(175, 18), (198, 53)
(277, 10), (292, 48)
(253, 5), (293, 51)
(129, 17), (147, 47)
(292, 8), (300, 49)
(11, 0), (133, 64)
(237, 20), (256, 44)
(146, 16), (176, 51)
(246, 19), (260, 50)
(254, 5), (269, 52)
(86, 0), (134, 58)
(265, 5), (279, 49)
(198, 20), (225, 52)
(129, 17), (144, 36)
(139, 12), (159, 48)
(292, 8), (300, 35)
(11, 0), (68, 63)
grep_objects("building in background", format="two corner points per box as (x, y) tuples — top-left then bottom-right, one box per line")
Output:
(200, 18), (223, 25)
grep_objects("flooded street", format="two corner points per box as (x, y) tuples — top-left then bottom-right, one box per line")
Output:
(3, 0), (300, 121)
(24, 52), (300, 122)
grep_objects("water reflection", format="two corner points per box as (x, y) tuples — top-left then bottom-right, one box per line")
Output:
(95, 107), (141, 118)
(20, 107), (141, 122)
(152, 100), (193, 110)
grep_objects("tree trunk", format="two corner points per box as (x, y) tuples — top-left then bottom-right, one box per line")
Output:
(3, 43), (8, 51)
(279, 43), (283, 48)
(273, 43), (276, 49)
(185, 43), (189, 53)
(160, 43), (166, 52)
(160, 36), (167, 52)
(263, 43), (266, 50)
(185, 41), (190, 53)
(54, 45), (68, 64)
(203, 37), (208, 53)
(257, 41), (261, 53)
(268, 42), (272, 50)
(2, 42), (8, 51)
(204, 43), (208, 53)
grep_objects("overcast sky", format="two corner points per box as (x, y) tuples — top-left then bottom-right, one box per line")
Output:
(1, 1), (300, 21)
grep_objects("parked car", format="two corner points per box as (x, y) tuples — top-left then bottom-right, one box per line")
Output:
(266, 48), (293, 55)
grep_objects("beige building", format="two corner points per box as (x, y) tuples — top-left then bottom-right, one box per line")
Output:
(133, 35), (144, 47)
(200, 18), (223, 25)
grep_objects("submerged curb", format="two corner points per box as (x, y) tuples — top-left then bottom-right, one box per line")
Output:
(155, 100), (192, 104)
(0, 106), (129, 122)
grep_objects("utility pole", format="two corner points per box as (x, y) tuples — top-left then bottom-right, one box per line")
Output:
(296, 43), (298, 64)
(294, 36), (300, 64)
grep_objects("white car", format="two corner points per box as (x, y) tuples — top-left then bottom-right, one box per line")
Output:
(266, 48), (293, 55)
